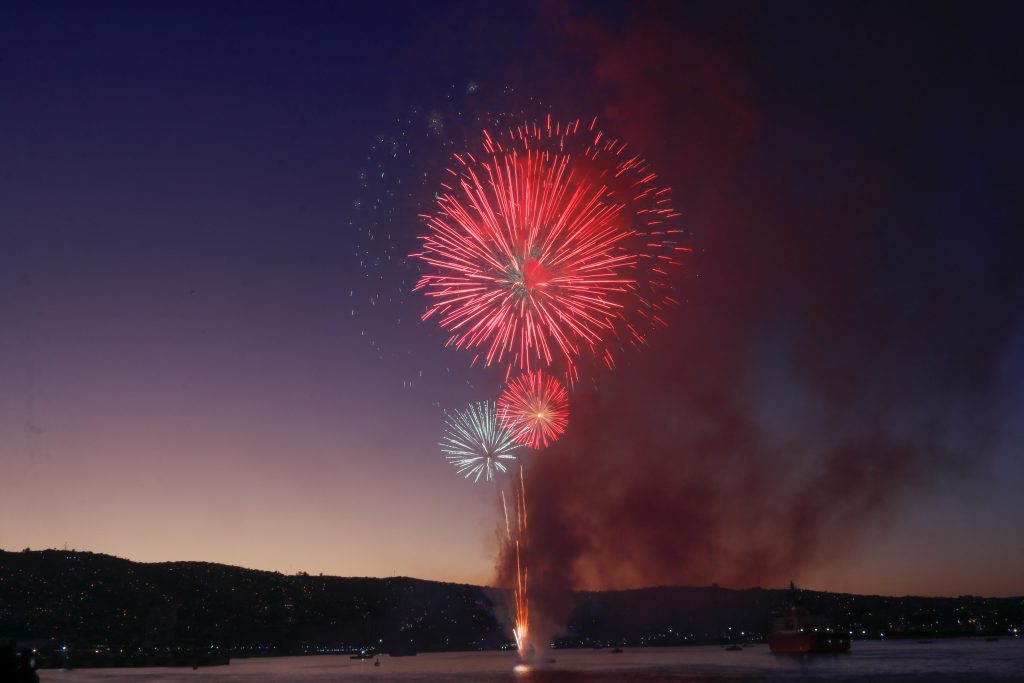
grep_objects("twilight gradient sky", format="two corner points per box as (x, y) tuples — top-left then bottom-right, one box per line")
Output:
(1, 1), (1022, 597)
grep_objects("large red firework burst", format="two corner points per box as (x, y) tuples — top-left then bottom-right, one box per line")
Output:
(498, 370), (570, 449)
(413, 116), (687, 381)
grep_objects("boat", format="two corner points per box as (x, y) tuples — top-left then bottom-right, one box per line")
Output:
(768, 582), (850, 654)
(724, 645), (743, 651)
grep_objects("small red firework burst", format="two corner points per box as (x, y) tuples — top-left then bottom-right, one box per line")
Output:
(498, 370), (570, 448)
(413, 115), (687, 381)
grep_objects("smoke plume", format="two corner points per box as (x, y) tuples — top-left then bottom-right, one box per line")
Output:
(499, 1), (1024, 644)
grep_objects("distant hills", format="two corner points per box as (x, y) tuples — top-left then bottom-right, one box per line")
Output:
(2, 549), (1020, 660)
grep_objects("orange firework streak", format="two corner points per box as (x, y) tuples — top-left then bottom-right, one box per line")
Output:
(502, 468), (530, 653)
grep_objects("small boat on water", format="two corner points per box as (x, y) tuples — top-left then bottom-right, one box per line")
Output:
(768, 582), (850, 654)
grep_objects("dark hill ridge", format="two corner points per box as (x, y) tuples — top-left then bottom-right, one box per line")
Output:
(0, 549), (503, 653)
(2, 549), (1021, 656)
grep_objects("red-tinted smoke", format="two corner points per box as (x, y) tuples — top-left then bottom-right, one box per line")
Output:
(499, 0), (1023, 644)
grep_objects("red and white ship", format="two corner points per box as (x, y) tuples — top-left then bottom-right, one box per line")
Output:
(768, 582), (851, 654)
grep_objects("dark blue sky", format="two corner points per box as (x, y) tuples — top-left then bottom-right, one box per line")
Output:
(1, 1), (1021, 595)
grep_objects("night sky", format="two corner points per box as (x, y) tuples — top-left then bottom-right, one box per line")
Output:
(2, 2), (1022, 597)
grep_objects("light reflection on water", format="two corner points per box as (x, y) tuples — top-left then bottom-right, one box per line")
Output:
(42, 639), (1024, 682)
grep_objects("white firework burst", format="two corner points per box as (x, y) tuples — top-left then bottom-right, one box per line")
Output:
(441, 401), (520, 482)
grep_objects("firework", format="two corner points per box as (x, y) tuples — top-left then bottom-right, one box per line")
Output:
(502, 467), (530, 654)
(498, 370), (569, 449)
(413, 116), (687, 381)
(441, 402), (520, 482)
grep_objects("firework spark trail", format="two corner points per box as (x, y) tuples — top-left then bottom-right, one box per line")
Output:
(413, 117), (687, 382)
(514, 539), (527, 652)
(511, 465), (529, 653)
(498, 370), (570, 448)
(441, 402), (520, 482)
(498, 468), (530, 653)
(501, 489), (512, 540)
(520, 465), (528, 534)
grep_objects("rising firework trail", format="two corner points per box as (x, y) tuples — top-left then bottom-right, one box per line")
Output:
(510, 466), (529, 654)
(502, 489), (512, 538)
(499, 370), (570, 448)
(441, 402), (520, 483)
(413, 116), (688, 382)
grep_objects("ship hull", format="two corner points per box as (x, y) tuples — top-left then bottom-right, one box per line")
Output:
(769, 632), (850, 654)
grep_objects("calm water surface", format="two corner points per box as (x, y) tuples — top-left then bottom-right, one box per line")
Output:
(43, 639), (1024, 682)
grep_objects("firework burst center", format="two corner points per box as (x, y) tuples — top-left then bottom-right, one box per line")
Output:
(414, 118), (685, 379)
